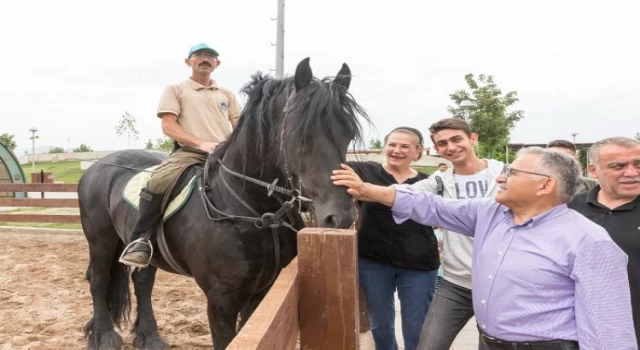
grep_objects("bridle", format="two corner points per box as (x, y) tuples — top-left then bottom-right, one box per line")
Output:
(196, 86), (315, 288)
(199, 86), (313, 230)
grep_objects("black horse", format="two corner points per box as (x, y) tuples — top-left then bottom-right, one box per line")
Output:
(78, 58), (369, 349)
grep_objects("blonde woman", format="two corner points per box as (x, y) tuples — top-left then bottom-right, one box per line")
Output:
(351, 127), (440, 350)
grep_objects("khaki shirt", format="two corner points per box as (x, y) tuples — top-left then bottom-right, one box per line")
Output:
(157, 78), (241, 145)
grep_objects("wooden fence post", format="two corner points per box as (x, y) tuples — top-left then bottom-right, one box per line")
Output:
(298, 228), (359, 350)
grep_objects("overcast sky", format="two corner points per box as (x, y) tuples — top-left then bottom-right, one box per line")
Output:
(2, 0), (639, 155)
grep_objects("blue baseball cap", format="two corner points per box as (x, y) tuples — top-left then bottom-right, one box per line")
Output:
(187, 43), (219, 58)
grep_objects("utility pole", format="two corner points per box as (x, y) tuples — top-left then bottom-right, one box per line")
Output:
(570, 132), (578, 144)
(275, 0), (285, 78)
(29, 127), (38, 174)
(67, 138), (70, 153)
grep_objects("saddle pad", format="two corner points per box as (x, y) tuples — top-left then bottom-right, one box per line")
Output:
(122, 166), (197, 221)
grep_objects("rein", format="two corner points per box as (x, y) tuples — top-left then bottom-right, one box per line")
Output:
(195, 86), (317, 290)
(197, 153), (309, 292)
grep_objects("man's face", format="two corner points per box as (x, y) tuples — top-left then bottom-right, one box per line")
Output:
(495, 153), (551, 207)
(439, 164), (448, 172)
(432, 129), (478, 165)
(185, 50), (220, 75)
(588, 144), (640, 201)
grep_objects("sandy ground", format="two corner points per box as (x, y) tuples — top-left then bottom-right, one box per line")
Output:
(0, 230), (212, 349)
(0, 229), (478, 350)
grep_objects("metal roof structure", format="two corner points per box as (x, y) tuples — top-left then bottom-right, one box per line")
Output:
(0, 141), (27, 198)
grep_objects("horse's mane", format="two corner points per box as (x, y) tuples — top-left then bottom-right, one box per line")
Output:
(216, 72), (369, 170)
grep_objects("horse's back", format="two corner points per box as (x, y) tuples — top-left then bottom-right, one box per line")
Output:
(79, 150), (167, 190)
(78, 150), (168, 237)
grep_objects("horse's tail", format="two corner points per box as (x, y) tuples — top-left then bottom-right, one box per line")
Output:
(107, 241), (131, 328)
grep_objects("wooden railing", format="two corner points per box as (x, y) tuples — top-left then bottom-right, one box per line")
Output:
(0, 183), (80, 223)
(229, 228), (360, 350)
(0, 185), (361, 349)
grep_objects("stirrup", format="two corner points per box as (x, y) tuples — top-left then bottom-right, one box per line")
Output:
(119, 238), (154, 268)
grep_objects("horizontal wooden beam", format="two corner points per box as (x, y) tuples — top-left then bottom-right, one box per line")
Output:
(0, 198), (79, 208)
(228, 258), (299, 350)
(0, 214), (81, 224)
(0, 183), (78, 192)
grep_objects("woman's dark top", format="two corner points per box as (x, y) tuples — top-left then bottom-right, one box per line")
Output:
(350, 161), (440, 271)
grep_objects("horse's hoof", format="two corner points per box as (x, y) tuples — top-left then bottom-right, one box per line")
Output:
(133, 333), (170, 350)
(86, 329), (123, 350)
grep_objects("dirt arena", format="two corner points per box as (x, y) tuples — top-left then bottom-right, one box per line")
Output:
(0, 230), (213, 349)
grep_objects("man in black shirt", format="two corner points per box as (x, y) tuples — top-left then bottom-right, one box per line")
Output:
(568, 136), (640, 346)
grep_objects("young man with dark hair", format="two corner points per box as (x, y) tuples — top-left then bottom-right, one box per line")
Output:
(410, 118), (504, 350)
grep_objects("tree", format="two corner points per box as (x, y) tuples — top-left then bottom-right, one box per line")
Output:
(155, 137), (173, 152)
(448, 74), (524, 158)
(0, 133), (17, 151)
(145, 139), (154, 149)
(73, 144), (93, 152)
(491, 146), (516, 164)
(49, 147), (65, 153)
(368, 138), (383, 149)
(115, 112), (140, 148)
(578, 147), (589, 176)
(635, 132), (640, 141)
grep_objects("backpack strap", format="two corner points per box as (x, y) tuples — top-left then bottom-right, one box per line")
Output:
(435, 176), (444, 197)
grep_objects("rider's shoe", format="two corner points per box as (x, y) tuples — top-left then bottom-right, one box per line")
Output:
(120, 238), (153, 267)
(119, 187), (164, 268)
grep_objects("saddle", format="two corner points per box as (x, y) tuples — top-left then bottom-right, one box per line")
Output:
(122, 165), (201, 220)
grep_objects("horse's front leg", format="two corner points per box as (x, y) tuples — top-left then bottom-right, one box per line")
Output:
(237, 288), (270, 330)
(205, 286), (251, 350)
(131, 265), (170, 350)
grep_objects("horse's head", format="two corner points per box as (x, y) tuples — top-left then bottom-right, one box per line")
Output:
(222, 58), (369, 229)
(277, 58), (368, 228)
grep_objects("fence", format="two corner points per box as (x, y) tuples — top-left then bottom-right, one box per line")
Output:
(0, 183), (80, 223)
(0, 184), (361, 349)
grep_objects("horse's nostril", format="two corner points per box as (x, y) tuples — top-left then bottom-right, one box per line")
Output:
(322, 215), (340, 228)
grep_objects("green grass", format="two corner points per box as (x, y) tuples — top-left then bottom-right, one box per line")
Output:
(413, 166), (438, 175)
(21, 160), (83, 183)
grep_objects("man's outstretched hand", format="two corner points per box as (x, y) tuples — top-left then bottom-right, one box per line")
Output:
(331, 164), (396, 206)
(331, 164), (369, 200)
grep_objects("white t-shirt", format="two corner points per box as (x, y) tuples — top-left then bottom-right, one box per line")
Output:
(454, 168), (489, 199)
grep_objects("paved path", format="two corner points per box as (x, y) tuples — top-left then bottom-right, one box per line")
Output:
(360, 292), (479, 349)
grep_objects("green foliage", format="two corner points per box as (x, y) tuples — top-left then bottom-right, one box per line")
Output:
(448, 74), (524, 158)
(369, 138), (383, 149)
(145, 139), (154, 149)
(578, 147), (589, 176)
(73, 144), (93, 152)
(635, 132), (640, 141)
(490, 146), (517, 164)
(412, 166), (439, 175)
(0, 133), (17, 151)
(155, 137), (173, 152)
(115, 111), (139, 148)
(48, 146), (65, 153)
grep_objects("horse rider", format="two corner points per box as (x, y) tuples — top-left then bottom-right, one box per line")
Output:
(119, 43), (241, 267)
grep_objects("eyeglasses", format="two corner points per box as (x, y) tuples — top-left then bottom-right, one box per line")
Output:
(502, 166), (551, 179)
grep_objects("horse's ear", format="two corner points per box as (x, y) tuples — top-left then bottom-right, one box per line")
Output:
(294, 57), (313, 91)
(334, 63), (351, 90)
